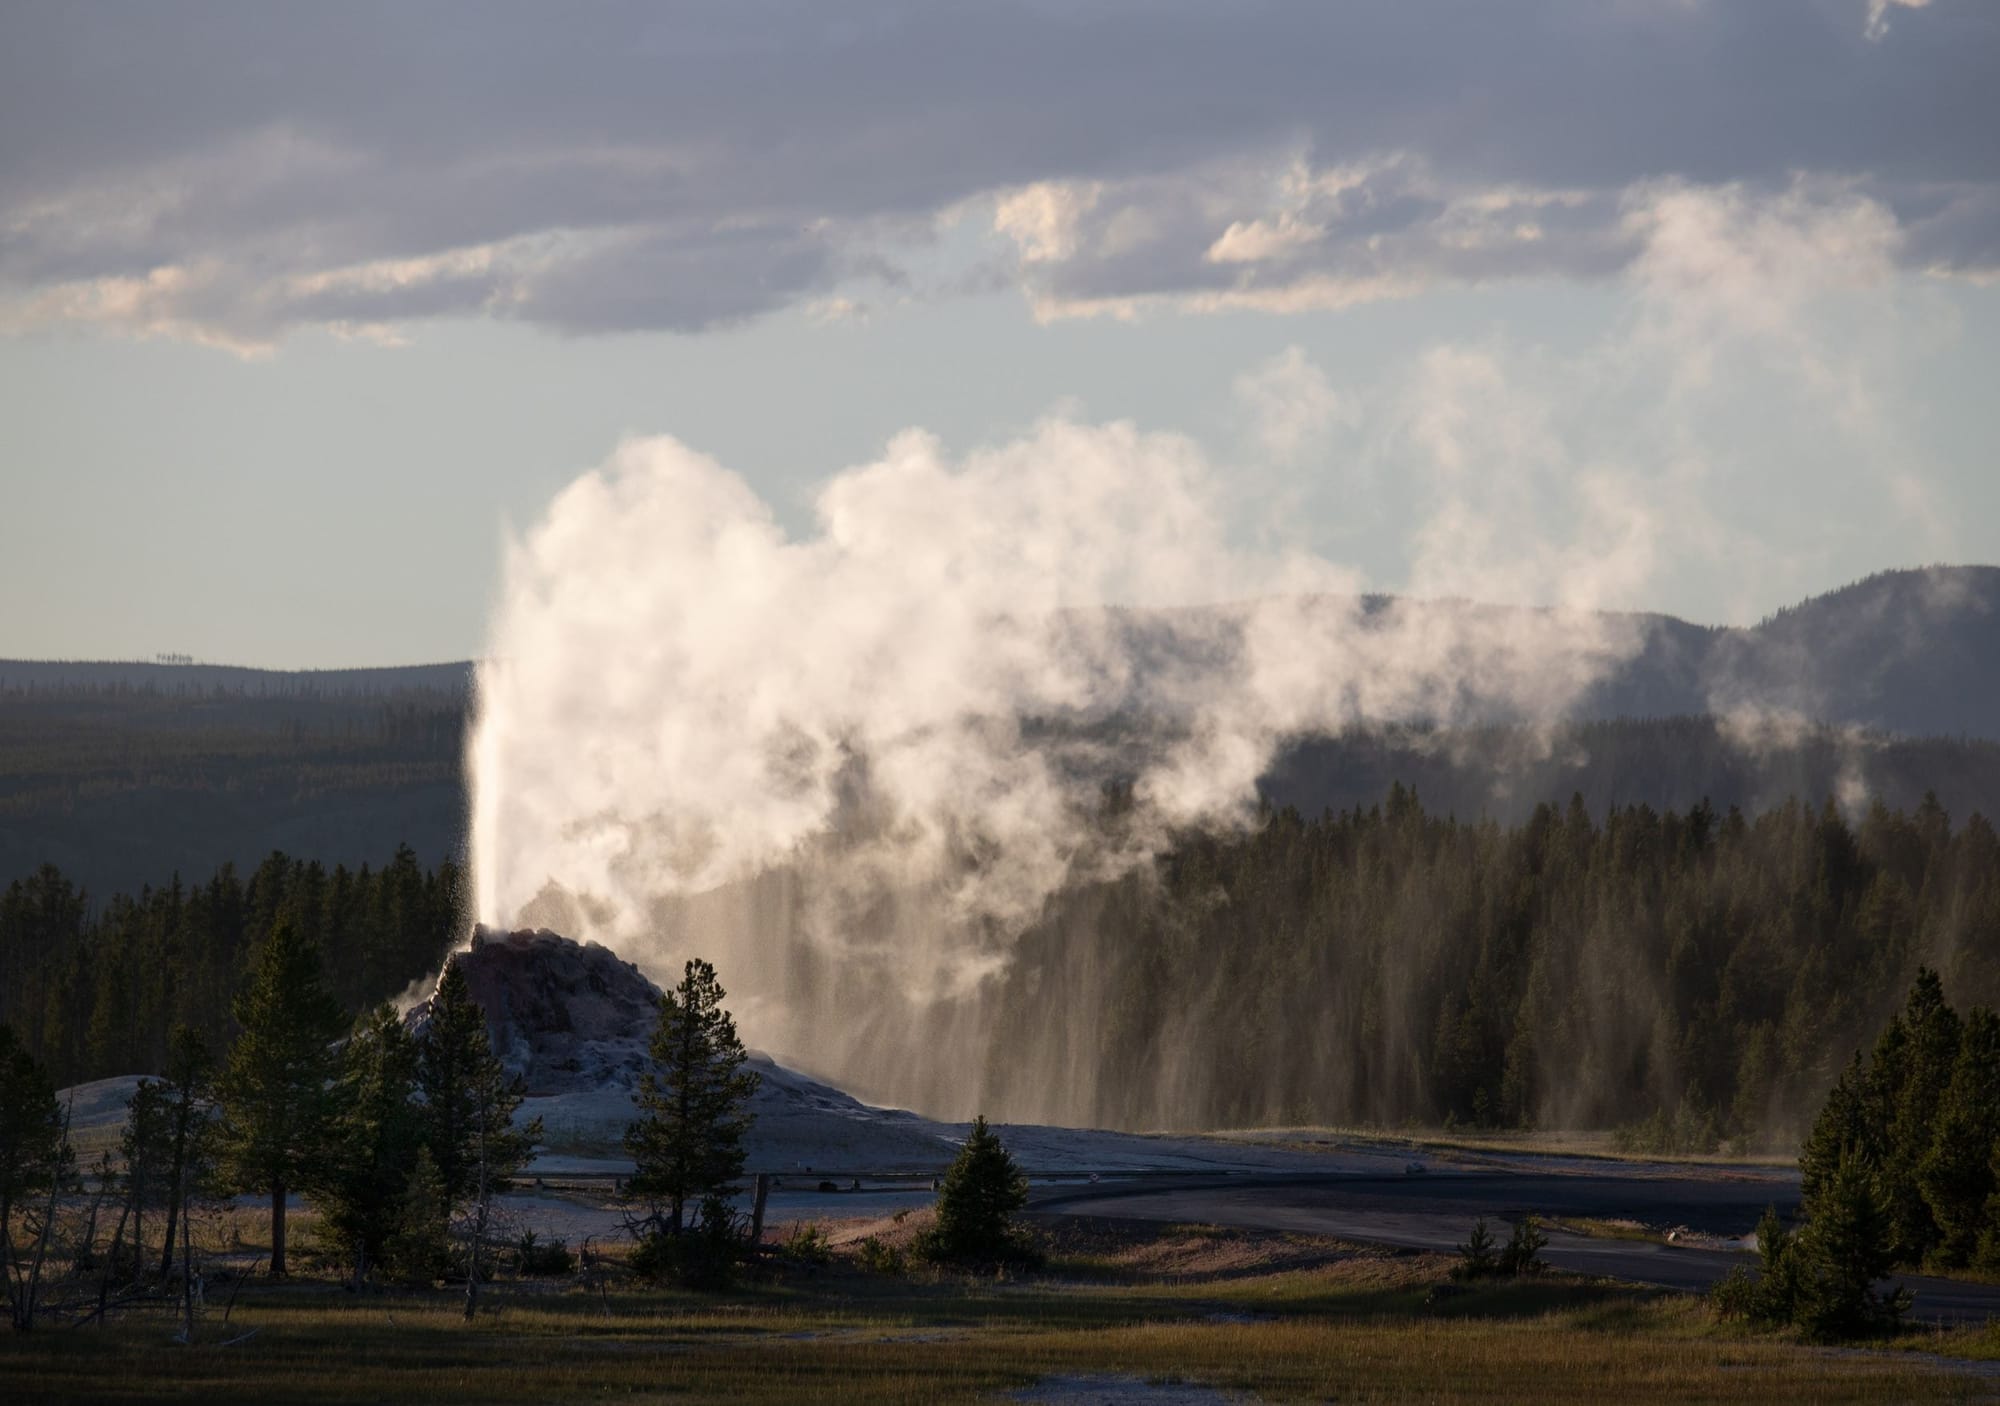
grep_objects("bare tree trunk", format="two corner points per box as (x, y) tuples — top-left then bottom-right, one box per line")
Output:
(20, 1103), (71, 1331)
(160, 1150), (182, 1279)
(750, 1174), (769, 1247)
(95, 1191), (134, 1328)
(131, 1173), (145, 1284)
(270, 1181), (287, 1277)
(2, 1190), (18, 1329)
(462, 1127), (488, 1322)
(72, 1170), (104, 1280)
(178, 1190), (195, 1344)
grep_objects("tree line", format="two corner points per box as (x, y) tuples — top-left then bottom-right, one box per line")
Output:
(982, 787), (2000, 1143)
(1, 919), (536, 1327)
(1, 848), (462, 1088)
(6, 788), (1998, 1152)
(3, 919), (1035, 1334)
(1714, 966), (2000, 1339)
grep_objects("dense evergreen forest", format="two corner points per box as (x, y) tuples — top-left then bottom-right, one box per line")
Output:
(7, 786), (1995, 1152)
(0, 681), (465, 895)
(982, 789), (2000, 1144)
(0, 849), (462, 1088)
(9, 667), (2000, 908)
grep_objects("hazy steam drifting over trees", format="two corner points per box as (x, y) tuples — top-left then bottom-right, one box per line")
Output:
(467, 416), (1650, 1115)
(466, 186), (1968, 1125)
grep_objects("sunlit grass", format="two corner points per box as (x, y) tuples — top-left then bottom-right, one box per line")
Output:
(4, 1230), (1987, 1404)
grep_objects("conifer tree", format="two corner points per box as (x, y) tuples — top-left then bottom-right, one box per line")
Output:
(309, 1005), (424, 1284)
(218, 920), (345, 1276)
(417, 960), (536, 1209)
(1880, 968), (1959, 1262)
(1793, 1153), (1909, 1341)
(460, 1029), (542, 1318)
(921, 1115), (1029, 1263)
(1800, 1053), (1873, 1205)
(625, 960), (759, 1236)
(118, 1079), (173, 1275)
(1917, 1006), (2000, 1266)
(155, 1024), (215, 1279)
(0, 1025), (63, 1291)
(383, 1145), (449, 1286)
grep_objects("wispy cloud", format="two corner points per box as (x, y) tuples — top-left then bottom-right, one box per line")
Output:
(1, 1), (1990, 348)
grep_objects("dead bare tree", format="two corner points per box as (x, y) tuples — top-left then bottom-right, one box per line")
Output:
(9, 1096), (75, 1331)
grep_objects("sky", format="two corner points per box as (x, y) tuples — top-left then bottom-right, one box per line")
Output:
(2, 0), (1997, 668)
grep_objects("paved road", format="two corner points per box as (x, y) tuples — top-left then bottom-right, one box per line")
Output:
(1031, 1170), (2000, 1325)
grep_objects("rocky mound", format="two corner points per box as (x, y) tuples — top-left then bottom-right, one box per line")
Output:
(411, 926), (662, 1096)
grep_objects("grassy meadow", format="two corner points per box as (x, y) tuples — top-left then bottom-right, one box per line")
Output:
(6, 1219), (1997, 1404)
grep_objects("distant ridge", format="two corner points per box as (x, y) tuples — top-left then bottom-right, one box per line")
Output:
(2, 565), (1997, 896)
(3, 564), (1994, 730)
(0, 658), (473, 696)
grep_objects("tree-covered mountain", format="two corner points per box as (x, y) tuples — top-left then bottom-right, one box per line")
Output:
(2, 565), (1994, 896)
(0, 682), (465, 895)
(976, 788), (2000, 1141)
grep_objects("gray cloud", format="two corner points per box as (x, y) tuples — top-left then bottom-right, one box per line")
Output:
(2, 0), (1993, 344)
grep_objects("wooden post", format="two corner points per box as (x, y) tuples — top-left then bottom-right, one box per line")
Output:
(750, 1174), (770, 1247)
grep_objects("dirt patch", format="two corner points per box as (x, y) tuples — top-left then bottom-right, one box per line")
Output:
(1036, 1216), (1396, 1283)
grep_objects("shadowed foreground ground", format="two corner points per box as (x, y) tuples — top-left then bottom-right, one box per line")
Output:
(5, 1219), (1998, 1404)
(1034, 1170), (2000, 1326)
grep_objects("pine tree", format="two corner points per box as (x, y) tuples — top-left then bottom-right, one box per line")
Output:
(1979, 1143), (2000, 1272)
(155, 1024), (215, 1280)
(1800, 1053), (1872, 1205)
(625, 960), (760, 1236)
(309, 1005), (424, 1285)
(217, 920), (346, 1277)
(921, 1115), (1029, 1263)
(1793, 1153), (1908, 1341)
(416, 959), (537, 1210)
(459, 1028), (542, 1318)
(0, 1025), (64, 1286)
(382, 1145), (449, 1286)
(119, 1078), (174, 1276)
(1880, 968), (1959, 1262)
(1917, 1006), (2000, 1267)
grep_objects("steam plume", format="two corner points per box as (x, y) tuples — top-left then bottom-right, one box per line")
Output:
(468, 184), (1932, 1117)
(468, 411), (1645, 1097)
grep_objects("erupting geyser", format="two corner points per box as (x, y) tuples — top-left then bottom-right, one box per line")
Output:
(410, 928), (663, 1096)
(466, 419), (1652, 1121)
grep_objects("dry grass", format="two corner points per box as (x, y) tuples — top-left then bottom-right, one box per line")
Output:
(4, 1220), (1991, 1404)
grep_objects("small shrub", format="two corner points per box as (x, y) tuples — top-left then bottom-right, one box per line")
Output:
(856, 1235), (906, 1276)
(1500, 1216), (1548, 1276)
(785, 1222), (833, 1266)
(1452, 1218), (1500, 1280)
(632, 1194), (746, 1290)
(1790, 1160), (1910, 1342)
(383, 1148), (450, 1286)
(917, 1115), (1033, 1266)
(1611, 1097), (1724, 1157)
(514, 1231), (575, 1278)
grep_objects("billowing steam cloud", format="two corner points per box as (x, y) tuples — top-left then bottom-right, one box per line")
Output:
(471, 421), (1643, 963)
(466, 370), (1676, 1128)
(468, 184), (1941, 1116)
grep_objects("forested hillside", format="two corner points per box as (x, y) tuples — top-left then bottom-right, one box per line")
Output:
(980, 789), (2000, 1144)
(0, 681), (465, 895)
(8, 789), (1996, 1150)
(2, 567), (1995, 897)
(0, 849), (461, 1088)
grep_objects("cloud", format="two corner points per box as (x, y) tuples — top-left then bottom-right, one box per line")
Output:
(464, 163), (1951, 1111)
(1867, 0), (1932, 40)
(1, 1), (1991, 347)
(1234, 346), (1348, 463)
